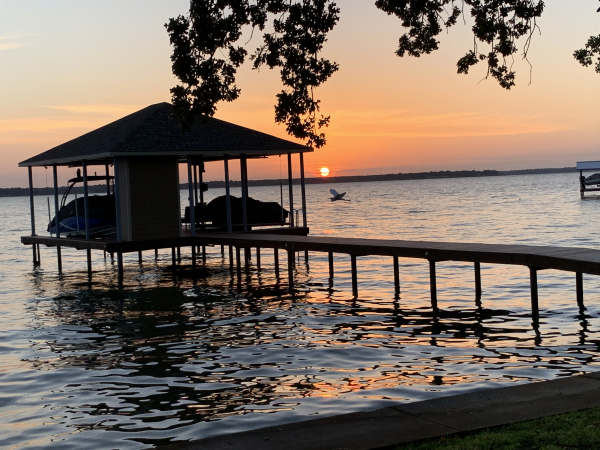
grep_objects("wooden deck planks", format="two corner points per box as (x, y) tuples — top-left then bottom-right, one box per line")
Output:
(21, 232), (600, 275)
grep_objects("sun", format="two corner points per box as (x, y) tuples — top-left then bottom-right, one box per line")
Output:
(320, 167), (330, 177)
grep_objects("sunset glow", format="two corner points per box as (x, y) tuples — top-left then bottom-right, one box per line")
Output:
(320, 167), (330, 177)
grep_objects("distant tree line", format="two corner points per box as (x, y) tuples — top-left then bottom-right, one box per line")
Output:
(1, 168), (576, 198)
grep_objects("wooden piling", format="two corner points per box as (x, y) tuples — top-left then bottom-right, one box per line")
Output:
(86, 249), (92, 277)
(475, 261), (482, 302)
(191, 246), (196, 271)
(138, 251), (142, 265)
(57, 246), (62, 273)
(155, 248), (158, 259)
(274, 248), (280, 278)
(229, 245), (234, 270)
(177, 247), (181, 262)
(328, 252), (334, 278)
(393, 256), (400, 295)
(236, 247), (242, 280)
(256, 247), (261, 269)
(576, 272), (584, 306)
(288, 248), (294, 293)
(221, 245), (224, 256)
(351, 255), (358, 298)
(171, 248), (176, 266)
(530, 267), (539, 318)
(429, 260), (437, 309)
(202, 245), (206, 264)
(117, 252), (123, 281)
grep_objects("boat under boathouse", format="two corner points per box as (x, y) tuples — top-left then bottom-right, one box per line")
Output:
(19, 102), (312, 278)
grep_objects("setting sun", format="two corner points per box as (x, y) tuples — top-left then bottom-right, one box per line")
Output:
(320, 167), (330, 177)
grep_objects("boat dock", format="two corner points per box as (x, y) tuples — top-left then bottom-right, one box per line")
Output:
(22, 231), (598, 319)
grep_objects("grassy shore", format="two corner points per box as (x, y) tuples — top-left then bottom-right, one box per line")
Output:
(396, 406), (600, 450)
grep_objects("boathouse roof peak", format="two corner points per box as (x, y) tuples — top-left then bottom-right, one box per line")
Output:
(19, 102), (311, 167)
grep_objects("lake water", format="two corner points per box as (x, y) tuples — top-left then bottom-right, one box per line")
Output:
(2, 172), (600, 449)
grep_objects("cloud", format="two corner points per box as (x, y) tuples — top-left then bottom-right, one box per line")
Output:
(0, 35), (28, 51)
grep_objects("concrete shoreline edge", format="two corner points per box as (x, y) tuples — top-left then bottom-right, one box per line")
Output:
(160, 371), (600, 450)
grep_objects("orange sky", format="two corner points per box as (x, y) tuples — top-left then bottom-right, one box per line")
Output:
(0, 0), (598, 187)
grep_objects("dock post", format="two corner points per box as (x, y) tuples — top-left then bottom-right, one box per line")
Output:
(82, 161), (90, 240)
(224, 157), (233, 234)
(288, 248), (294, 294)
(529, 267), (539, 318)
(351, 255), (358, 298)
(241, 155), (248, 231)
(202, 246), (206, 264)
(177, 247), (181, 262)
(474, 262), (482, 302)
(191, 245), (196, 272)
(138, 251), (142, 265)
(57, 247), (62, 273)
(172, 248), (176, 266)
(256, 248), (261, 269)
(86, 249), (92, 277)
(229, 245), (234, 270)
(287, 153), (294, 227)
(52, 164), (62, 273)
(155, 248), (158, 260)
(328, 252), (334, 278)
(576, 272), (584, 307)
(429, 260), (437, 309)
(244, 247), (250, 269)
(393, 256), (400, 295)
(300, 152), (307, 229)
(274, 248), (280, 278)
(221, 245), (224, 256)
(187, 156), (196, 237)
(236, 247), (242, 280)
(117, 252), (123, 281)
(28, 167), (38, 265)
(105, 163), (111, 195)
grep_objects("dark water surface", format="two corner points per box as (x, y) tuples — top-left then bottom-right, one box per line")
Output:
(2, 173), (600, 449)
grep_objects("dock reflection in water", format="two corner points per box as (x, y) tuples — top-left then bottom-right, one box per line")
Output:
(2, 173), (600, 449)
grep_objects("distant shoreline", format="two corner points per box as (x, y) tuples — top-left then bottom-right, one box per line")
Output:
(0, 167), (576, 198)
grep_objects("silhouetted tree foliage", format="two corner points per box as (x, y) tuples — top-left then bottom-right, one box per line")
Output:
(166, 0), (597, 147)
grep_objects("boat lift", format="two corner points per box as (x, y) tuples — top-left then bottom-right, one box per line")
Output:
(576, 161), (600, 199)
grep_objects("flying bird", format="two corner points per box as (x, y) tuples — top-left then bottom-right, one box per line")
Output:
(330, 189), (349, 202)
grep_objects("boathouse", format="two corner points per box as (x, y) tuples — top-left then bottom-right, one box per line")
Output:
(19, 102), (312, 277)
(577, 161), (600, 198)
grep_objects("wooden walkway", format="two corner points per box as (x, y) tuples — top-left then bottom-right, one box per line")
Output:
(22, 231), (599, 314)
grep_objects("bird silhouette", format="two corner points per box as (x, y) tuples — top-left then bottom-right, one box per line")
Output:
(330, 189), (349, 202)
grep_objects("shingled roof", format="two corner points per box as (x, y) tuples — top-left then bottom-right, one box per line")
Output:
(19, 102), (311, 167)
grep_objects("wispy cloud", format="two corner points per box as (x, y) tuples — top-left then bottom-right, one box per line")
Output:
(0, 35), (28, 51)
(46, 104), (143, 115)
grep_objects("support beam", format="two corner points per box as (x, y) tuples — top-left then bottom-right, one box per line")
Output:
(117, 252), (123, 282)
(52, 164), (62, 272)
(87, 249), (92, 277)
(287, 153), (294, 227)
(530, 267), (539, 318)
(138, 251), (142, 264)
(328, 252), (334, 278)
(351, 255), (358, 298)
(187, 156), (196, 236)
(82, 161), (90, 240)
(300, 152), (307, 228)
(241, 155), (248, 231)
(172, 247), (176, 266)
(256, 247), (261, 269)
(229, 245), (234, 270)
(274, 248), (280, 278)
(474, 261), (482, 302)
(113, 157), (123, 243)
(177, 247), (181, 262)
(236, 246), (242, 280)
(429, 260), (437, 309)
(393, 256), (400, 295)
(288, 248), (294, 293)
(28, 167), (38, 264)
(105, 163), (111, 195)
(576, 272), (584, 306)
(224, 157), (233, 233)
